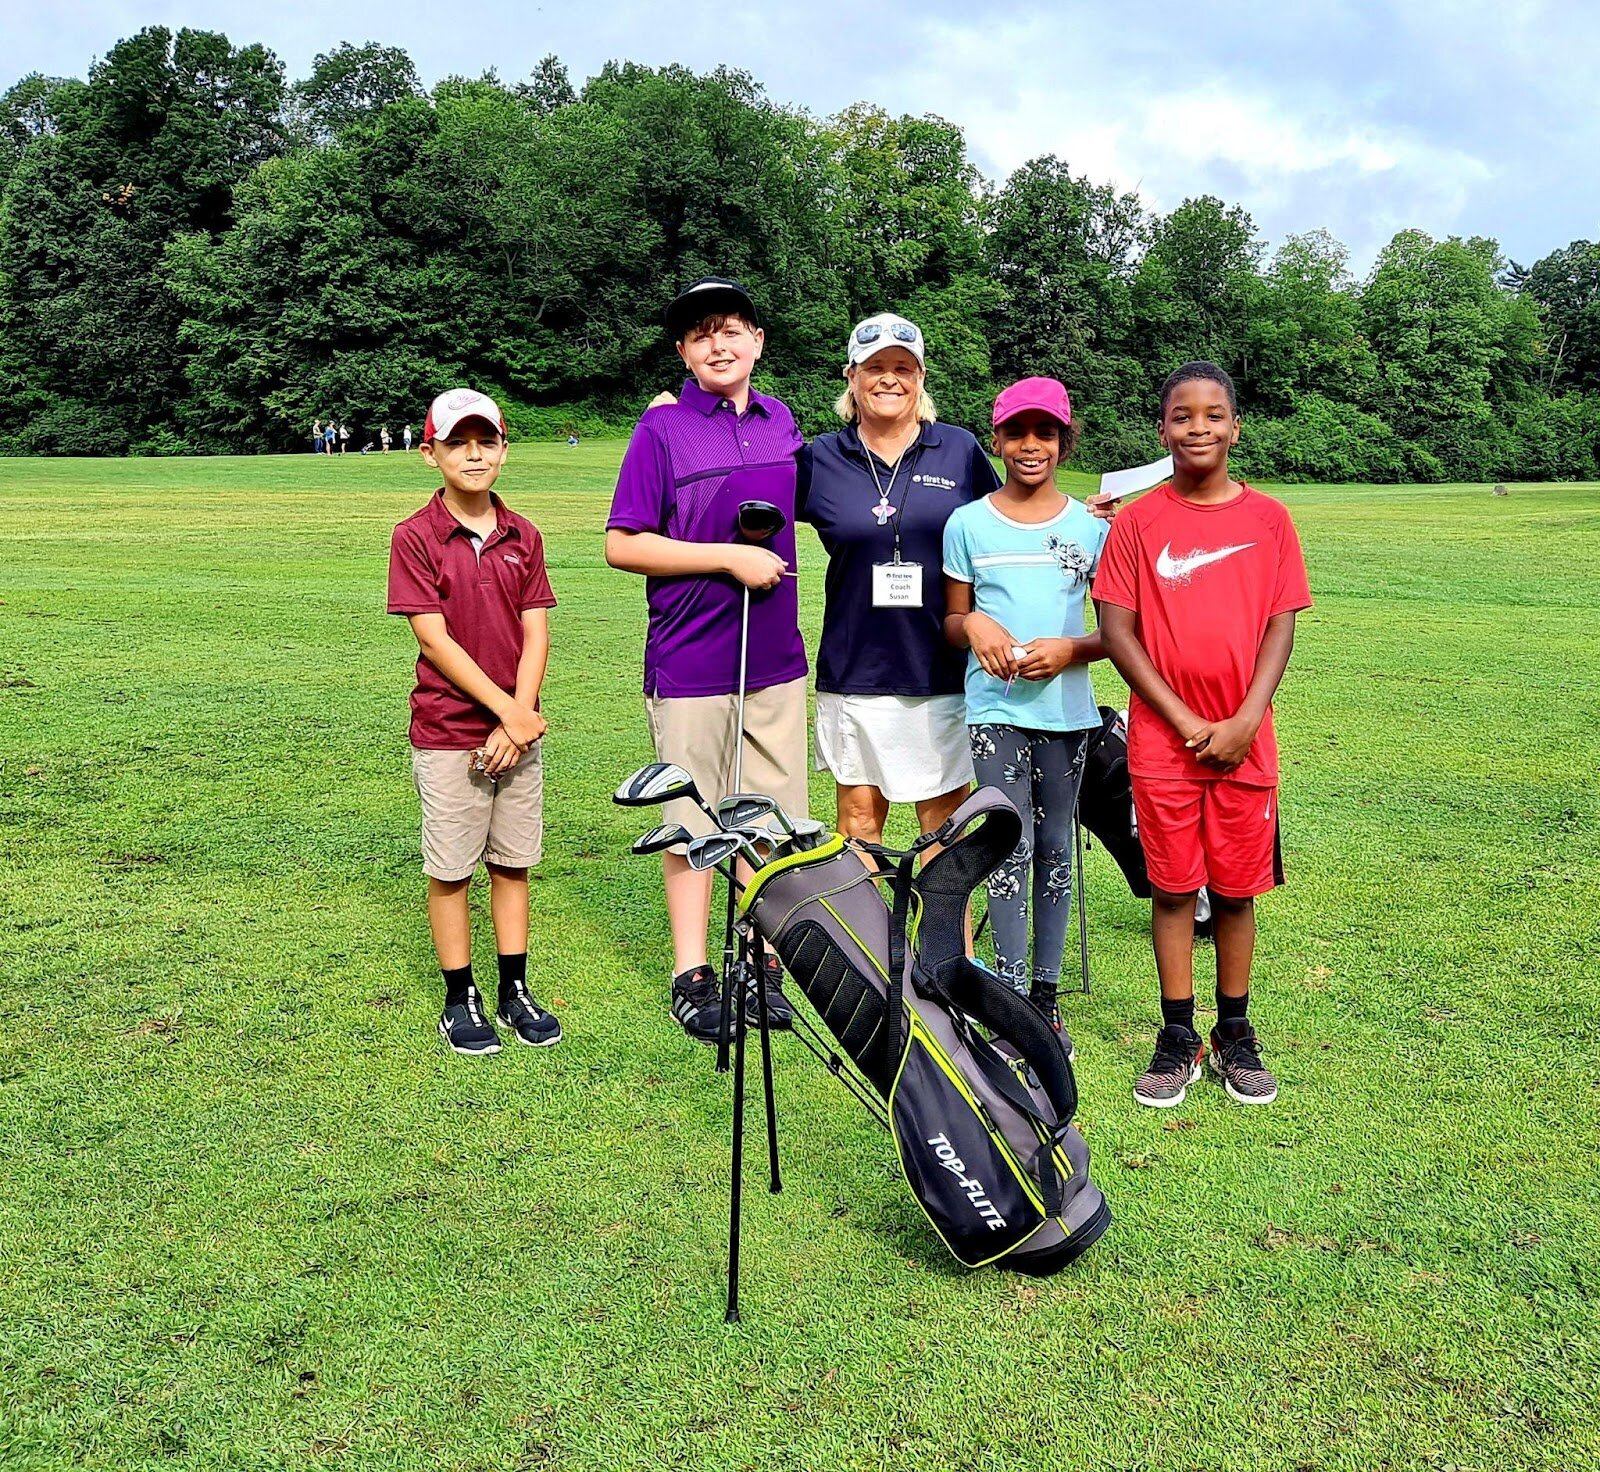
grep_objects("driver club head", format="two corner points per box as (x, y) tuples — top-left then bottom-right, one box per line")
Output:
(613, 762), (718, 821)
(736, 499), (787, 543)
(631, 822), (692, 856)
(685, 831), (744, 873)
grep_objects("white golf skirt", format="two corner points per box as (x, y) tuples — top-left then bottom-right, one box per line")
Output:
(813, 692), (973, 804)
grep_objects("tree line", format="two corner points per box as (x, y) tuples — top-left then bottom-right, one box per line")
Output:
(2, 27), (1598, 481)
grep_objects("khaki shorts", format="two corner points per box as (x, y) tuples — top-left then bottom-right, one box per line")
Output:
(412, 743), (544, 881)
(645, 676), (809, 847)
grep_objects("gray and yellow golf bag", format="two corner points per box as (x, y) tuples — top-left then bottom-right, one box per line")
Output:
(741, 787), (1110, 1273)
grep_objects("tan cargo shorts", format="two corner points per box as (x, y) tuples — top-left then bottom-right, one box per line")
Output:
(645, 675), (809, 848)
(411, 743), (544, 881)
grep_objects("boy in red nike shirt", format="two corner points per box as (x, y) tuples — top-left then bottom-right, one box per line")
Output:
(1094, 361), (1311, 1108)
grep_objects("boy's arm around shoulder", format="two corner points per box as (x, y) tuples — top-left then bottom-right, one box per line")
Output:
(603, 419), (786, 588)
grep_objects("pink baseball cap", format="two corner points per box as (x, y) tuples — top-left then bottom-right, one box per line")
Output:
(992, 376), (1072, 429)
(423, 388), (507, 442)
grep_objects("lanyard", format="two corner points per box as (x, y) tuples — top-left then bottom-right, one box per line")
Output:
(865, 436), (920, 565)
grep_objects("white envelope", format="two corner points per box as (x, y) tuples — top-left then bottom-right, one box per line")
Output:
(1097, 455), (1174, 502)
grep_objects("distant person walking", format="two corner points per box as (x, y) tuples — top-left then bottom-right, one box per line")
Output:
(324, 422), (336, 455)
(312, 418), (323, 454)
(339, 422), (350, 454)
(381, 425), (392, 453)
(403, 424), (414, 452)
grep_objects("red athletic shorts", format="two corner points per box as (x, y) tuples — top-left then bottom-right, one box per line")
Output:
(1132, 776), (1284, 898)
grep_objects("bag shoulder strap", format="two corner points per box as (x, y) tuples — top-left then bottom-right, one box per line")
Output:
(883, 850), (917, 1073)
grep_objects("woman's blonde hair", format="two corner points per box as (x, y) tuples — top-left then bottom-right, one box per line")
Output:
(834, 370), (939, 425)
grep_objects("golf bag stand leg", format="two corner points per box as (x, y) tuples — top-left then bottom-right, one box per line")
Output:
(725, 924), (749, 1324)
(1074, 807), (1091, 996)
(752, 927), (782, 1195)
(716, 868), (738, 1074)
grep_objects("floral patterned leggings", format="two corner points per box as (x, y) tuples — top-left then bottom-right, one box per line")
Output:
(968, 723), (1090, 998)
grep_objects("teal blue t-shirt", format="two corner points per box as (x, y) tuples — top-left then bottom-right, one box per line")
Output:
(942, 494), (1108, 732)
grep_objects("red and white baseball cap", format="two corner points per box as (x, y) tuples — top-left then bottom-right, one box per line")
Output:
(422, 388), (507, 442)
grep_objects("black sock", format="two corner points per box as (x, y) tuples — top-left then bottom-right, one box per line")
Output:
(1217, 990), (1249, 1027)
(497, 953), (527, 1007)
(442, 964), (474, 1008)
(1161, 995), (1196, 1036)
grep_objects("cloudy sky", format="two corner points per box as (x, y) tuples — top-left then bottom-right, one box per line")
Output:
(9, 0), (1596, 274)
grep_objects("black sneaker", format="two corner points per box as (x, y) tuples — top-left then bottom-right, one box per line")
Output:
(497, 985), (563, 1047)
(1132, 1024), (1204, 1108)
(671, 964), (724, 1045)
(743, 952), (795, 1029)
(1208, 1020), (1278, 1104)
(1028, 989), (1076, 1063)
(439, 986), (501, 1056)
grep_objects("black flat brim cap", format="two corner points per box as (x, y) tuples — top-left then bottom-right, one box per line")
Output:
(663, 277), (760, 340)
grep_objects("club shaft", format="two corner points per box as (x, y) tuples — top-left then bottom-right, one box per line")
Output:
(734, 586), (750, 795)
(1075, 809), (1091, 996)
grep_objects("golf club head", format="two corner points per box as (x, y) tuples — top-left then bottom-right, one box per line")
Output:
(730, 825), (778, 862)
(631, 823), (692, 856)
(614, 762), (701, 808)
(717, 792), (781, 832)
(685, 831), (744, 872)
(736, 499), (787, 542)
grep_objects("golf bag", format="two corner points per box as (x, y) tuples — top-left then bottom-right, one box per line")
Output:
(741, 788), (1110, 1274)
(1077, 706), (1151, 899)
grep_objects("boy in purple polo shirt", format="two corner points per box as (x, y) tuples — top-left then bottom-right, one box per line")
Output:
(387, 389), (563, 1057)
(605, 277), (809, 1044)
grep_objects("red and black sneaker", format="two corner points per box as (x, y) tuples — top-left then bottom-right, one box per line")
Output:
(1132, 1025), (1204, 1108)
(1208, 1020), (1278, 1104)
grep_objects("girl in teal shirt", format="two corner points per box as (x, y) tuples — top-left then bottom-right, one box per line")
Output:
(942, 378), (1109, 1045)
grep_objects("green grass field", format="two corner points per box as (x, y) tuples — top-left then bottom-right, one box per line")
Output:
(2, 446), (1597, 1471)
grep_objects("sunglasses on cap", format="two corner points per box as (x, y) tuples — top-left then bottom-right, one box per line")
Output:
(854, 321), (921, 346)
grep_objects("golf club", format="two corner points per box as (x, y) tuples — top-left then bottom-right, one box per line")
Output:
(632, 822), (693, 856)
(732, 499), (788, 795)
(717, 792), (791, 838)
(613, 761), (722, 826)
(685, 831), (746, 872)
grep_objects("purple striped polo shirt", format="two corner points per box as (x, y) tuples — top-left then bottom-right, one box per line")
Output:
(607, 377), (807, 698)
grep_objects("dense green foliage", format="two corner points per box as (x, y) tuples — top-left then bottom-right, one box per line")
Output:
(2, 451), (1598, 1468)
(2, 27), (1599, 480)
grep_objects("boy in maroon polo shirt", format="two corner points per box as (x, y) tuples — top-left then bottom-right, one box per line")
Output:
(605, 277), (809, 1044)
(387, 389), (562, 1057)
(1094, 361), (1311, 1108)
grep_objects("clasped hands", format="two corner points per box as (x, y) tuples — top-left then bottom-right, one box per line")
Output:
(475, 704), (547, 778)
(966, 612), (1076, 682)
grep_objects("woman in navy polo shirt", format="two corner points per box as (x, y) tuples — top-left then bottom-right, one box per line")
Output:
(798, 314), (1001, 844)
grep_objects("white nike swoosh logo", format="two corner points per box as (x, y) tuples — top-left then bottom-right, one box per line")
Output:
(1156, 541), (1256, 581)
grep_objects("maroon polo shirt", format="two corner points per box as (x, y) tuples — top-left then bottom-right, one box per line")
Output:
(387, 489), (557, 749)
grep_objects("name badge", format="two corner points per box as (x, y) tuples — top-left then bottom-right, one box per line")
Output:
(873, 561), (923, 608)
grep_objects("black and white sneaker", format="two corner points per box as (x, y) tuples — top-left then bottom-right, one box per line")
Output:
(670, 964), (724, 1045)
(439, 986), (501, 1056)
(743, 953), (794, 1029)
(497, 985), (562, 1047)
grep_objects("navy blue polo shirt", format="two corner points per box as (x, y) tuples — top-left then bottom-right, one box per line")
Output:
(798, 421), (1001, 697)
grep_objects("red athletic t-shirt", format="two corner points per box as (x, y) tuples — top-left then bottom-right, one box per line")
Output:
(1091, 483), (1311, 784)
(387, 490), (557, 749)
